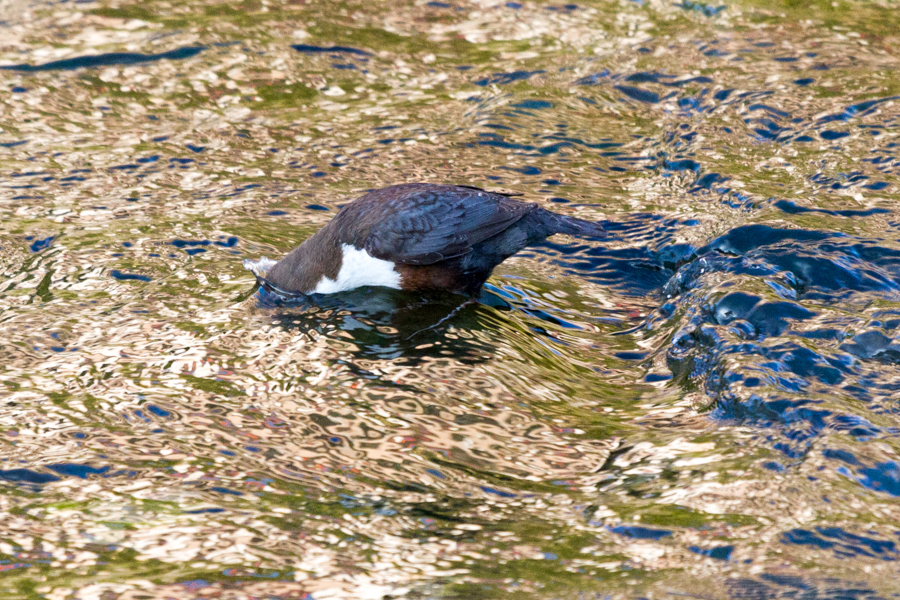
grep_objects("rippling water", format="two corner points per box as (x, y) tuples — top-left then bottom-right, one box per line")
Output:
(0, 0), (899, 597)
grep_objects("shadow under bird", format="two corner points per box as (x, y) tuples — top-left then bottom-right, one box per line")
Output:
(248, 183), (606, 297)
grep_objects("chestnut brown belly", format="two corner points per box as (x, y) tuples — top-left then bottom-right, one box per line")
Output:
(396, 263), (486, 295)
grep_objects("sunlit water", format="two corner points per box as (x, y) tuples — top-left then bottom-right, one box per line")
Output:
(0, 0), (899, 598)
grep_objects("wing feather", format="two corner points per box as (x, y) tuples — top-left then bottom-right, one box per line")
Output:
(344, 184), (534, 266)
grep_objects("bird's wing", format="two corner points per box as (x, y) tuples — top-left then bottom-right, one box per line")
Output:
(356, 184), (535, 266)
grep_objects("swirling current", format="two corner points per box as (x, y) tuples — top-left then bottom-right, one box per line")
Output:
(0, 0), (899, 598)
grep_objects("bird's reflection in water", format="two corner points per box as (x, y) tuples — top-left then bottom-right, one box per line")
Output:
(254, 283), (517, 364)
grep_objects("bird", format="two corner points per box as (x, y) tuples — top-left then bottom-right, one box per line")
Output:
(249, 183), (606, 297)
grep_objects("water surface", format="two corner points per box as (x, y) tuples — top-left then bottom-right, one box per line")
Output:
(1, 0), (899, 598)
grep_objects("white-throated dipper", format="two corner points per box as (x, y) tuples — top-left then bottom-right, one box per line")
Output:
(249, 183), (606, 296)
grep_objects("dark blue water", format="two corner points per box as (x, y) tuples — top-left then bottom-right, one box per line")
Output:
(0, 46), (205, 71)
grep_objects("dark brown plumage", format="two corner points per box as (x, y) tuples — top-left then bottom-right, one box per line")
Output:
(259, 183), (605, 296)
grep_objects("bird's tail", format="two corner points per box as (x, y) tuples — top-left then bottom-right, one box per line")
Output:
(537, 208), (607, 238)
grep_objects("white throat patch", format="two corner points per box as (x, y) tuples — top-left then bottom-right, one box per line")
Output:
(313, 244), (401, 294)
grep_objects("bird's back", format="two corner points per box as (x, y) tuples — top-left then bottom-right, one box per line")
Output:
(259, 183), (603, 296)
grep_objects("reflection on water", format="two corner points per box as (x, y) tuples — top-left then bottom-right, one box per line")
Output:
(1, 0), (899, 597)
(259, 286), (495, 362)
